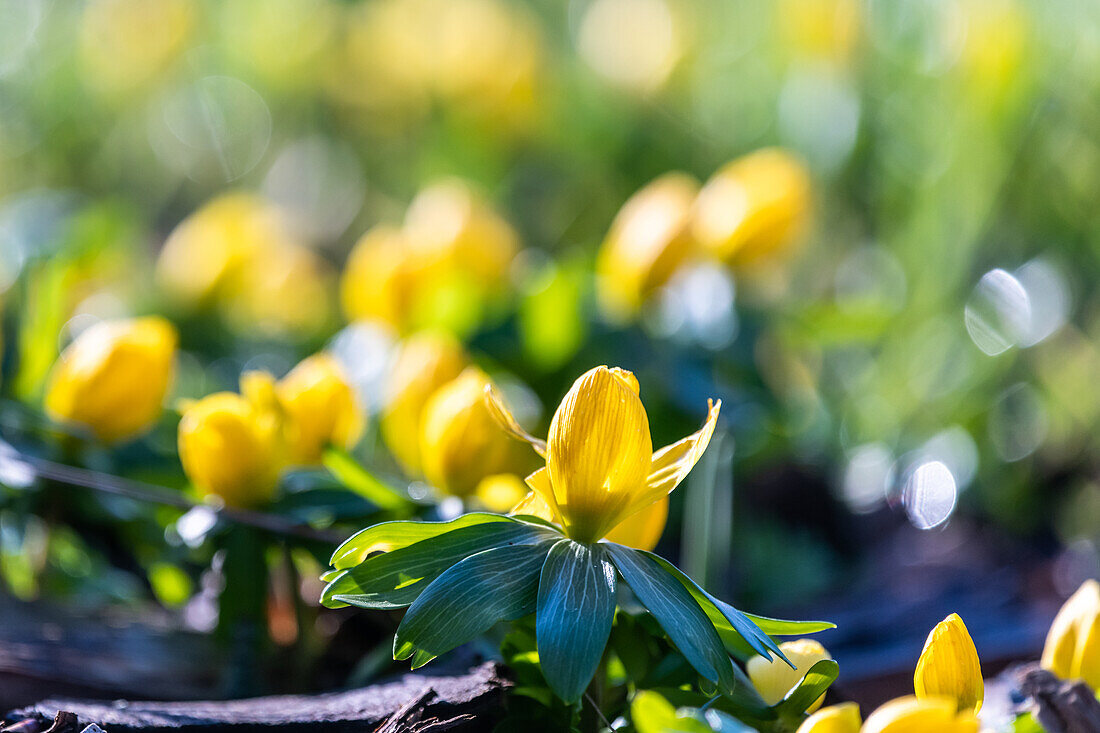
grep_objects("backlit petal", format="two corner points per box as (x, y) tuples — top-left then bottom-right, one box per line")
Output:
(546, 366), (652, 542)
(796, 703), (862, 733)
(861, 696), (978, 733)
(484, 383), (547, 457)
(510, 490), (557, 524)
(522, 467), (563, 525)
(913, 614), (984, 714)
(602, 495), (668, 551)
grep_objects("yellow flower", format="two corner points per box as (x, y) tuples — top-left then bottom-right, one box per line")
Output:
(860, 695), (979, 733)
(596, 172), (700, 322)
(341, 225), (428, 332)
(487, 365), (720, 545)
(796, 702), (861, 733)
(419, 367), (533, 497)
(1042, 579), (1100, 688)
(692, 148), (812, 268)
(178, 379), (285, 508)
(474, 473), (530, 513)
(913, 613), (983, 714)
(381, 332), (468, 476)
(277, 353), (364, 466)
(777, 0), (861, 66)
(45, 317), (177, 444)
(746, 639), (832, 712)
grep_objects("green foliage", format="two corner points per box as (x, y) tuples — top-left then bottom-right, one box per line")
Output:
(321, 447), (411, 512)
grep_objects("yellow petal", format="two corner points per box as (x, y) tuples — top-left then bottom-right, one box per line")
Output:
(746, 639), (831, 712)
(546, 366), (652, 542)
(1072, 607), (1100, 689)
(520, 467), (564, 525)
(510, 489), (558, 524)
(913, 613), (984, 714)
(602, 495), (668, 551)
(861, 695), (979, 733)
(484, 383), (547, 456)
(419, 367), (533, 497)
(45, 316), (178, 444)
(796, 702), (861, 733)
(380, 331), (467, 476)
(1042, 579), (1100, 680)
(278, 353), (364, 466)
(622, 398), (721, 521)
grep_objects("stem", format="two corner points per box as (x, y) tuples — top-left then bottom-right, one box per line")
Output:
(580, 653), (610, 733)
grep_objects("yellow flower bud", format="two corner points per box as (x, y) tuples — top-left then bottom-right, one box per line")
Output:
(692, 148), (812, 267)
(341, 225), (427, 331)
(861, 695), (979, 733)
(419, 368), (532, 497)
(475, 473), (530, 514)
(45, 317), (177, 444)
(596, 172), (700, 322)
(277, 354), (364, 466)
(1042, 579), (1100, 683)
(746, 639), (832, 712)
(381, 332), (467, 476)
(796, 702), (861, 733)
(1074, 608), (1100, 690)
(913, 614), (984, 714)
(178, 389), (284, 508)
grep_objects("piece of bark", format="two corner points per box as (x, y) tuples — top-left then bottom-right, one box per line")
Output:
(1017, 664), (1100, 733)
(5, 662), (510, 733)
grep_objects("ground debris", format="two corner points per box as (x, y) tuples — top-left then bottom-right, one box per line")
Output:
(1017, 664), (1100, 733)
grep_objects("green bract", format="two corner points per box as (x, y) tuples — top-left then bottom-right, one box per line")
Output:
(320, 513), (834, 706)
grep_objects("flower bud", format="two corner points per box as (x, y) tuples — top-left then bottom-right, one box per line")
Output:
(419, 368), (532, 497)
(913, 613), (984, 714)
(861, 695), (979, 733)
(596, 172), (700, 323)
(692, 148), (811, 267)
(341, 225), (427, 331)
(278, 353), (364, 466)
(178, 389), (284, 508)
(746, 639), (832, 712)
(796, 702), (861, 733)
(381, 331), (467, 476)
(45, 317), (177, 444)
(1042, 579), (1100, 683)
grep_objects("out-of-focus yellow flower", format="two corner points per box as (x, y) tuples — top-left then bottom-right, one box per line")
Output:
(80, 0), (195, 97)
(596, 172), (699, 322)
(746, 639), (832, 711)
(576, 0), (686, 94)
(45, 317), (177, 444)
(474, 473), (530, 513)
(860, 695), (979, 733)
(778, 0), (860, 66)
(692, 148), (812, 268)
(277, 353), (364, 466)
(381, 332), (468, 476)
(913, 614), (983, 714)
(418, 367), (532, 497)
(157, 194), (334, 337)
(488, 365), (720, 544)
(796, 702), (861, 733)
(341, 225), (425, 331)
(1042, 579), (1100, 688)
(178, 374), (286, 508)
(218, 0), (335, 91)
(957, 0), (1029, 106)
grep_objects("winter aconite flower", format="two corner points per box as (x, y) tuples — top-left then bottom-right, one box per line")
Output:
(913, 613), (983, 713)
(277, 353), (364, 466)
(692, 148), (811, 267)
(1042, 579), (1100, 689)
(748, 639), (832, 712)
(45, 316), (177, 444)
(178, 373), (286, 508)
(418, 367), (534, 497)
(487, 365), (719, 547)
(596, 172), (700, 323)
(860, 696), (979, 733)
(796, 702), (861, 733)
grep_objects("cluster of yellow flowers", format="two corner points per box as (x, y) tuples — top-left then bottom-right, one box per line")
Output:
(377, 331), (533, 511)
(744, 614), (983, 732)
(156, 194), (335, 338)
(341, 180), (520, 339)
(178, 354), (362, 507)
(596, 148), (812, 322)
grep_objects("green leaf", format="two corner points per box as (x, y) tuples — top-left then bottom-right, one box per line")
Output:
(772, 659), (839, 717)
(393, 542), (551, 667)
(743, 614), (835, 637)
(630, 690), (712, 733)
(323, 520), (554, 609)
(605, 543), (736, 695)
(535, 539), (616, 703)
(329, 512), (514, 569)
(644, 552), (789, 666)
(322, 447), (411, 511)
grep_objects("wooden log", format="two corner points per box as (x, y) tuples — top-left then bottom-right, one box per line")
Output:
(4, 662), (510, 733)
